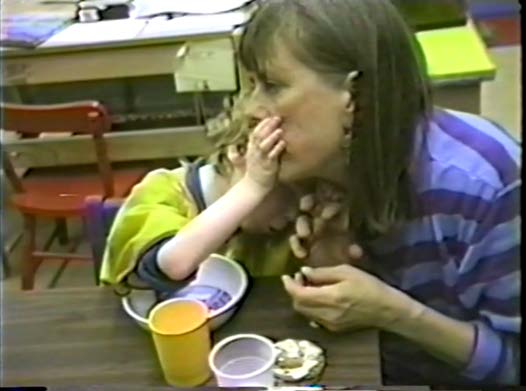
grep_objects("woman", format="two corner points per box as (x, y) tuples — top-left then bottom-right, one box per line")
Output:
(238, 0), (520, 386)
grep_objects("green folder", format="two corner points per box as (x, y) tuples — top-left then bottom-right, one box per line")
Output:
(416, 23), (496, 83)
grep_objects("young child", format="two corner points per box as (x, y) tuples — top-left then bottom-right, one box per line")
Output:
(99, 98), (301, 294)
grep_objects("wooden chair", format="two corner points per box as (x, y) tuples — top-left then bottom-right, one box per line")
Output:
(1, 101), (148, 290)
(2, 246), (12, 279)
(84, 196), (123, 284)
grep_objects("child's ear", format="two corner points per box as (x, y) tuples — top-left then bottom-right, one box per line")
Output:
(226, 144), (245, 167)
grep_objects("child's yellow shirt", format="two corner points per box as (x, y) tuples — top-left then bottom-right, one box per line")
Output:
(100, 166), (298, 290)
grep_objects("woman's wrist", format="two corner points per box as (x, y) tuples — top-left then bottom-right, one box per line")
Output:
(378, 283), (475, 367)
(376, 283), (427, 333)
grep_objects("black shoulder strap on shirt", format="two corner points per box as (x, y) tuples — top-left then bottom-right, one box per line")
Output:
(184, 159), (208, 213)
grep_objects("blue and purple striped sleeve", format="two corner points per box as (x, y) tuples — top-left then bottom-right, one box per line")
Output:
(433, 110), (522, 384)
(459, 181), (521, 384)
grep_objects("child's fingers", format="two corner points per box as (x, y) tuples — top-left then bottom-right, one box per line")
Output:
(312, 216), (326, 236)
(295, 214), (311, 238)
(268, 139), (287, 160)
(259, 128), (283, 152)
(252, 116), (281, 142)
(299, 194), (315, 212)
(320, 202), (342, 220)
(248, 119), (272, 147)
(289, 235), (308, 259)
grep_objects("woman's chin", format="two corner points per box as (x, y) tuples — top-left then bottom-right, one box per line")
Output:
(278, 161), (307, 183)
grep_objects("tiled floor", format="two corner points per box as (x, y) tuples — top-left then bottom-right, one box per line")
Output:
(1, 43), (522, 291)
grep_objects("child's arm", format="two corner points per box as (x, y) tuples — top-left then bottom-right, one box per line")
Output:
(158, 117), (285, 280)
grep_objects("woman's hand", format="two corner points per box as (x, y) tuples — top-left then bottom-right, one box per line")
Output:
(282, 264), (410, 332)
(244, 116), (286, 193)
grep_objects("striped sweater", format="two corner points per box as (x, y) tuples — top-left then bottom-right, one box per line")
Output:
(369, 108), (520, 384)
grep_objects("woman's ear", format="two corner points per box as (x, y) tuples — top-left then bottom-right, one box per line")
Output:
(341, 70), (360, 115)
(341, 90), (354, 113)
(341, 94), (354, 130)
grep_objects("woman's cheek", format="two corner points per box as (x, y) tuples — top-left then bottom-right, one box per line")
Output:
(282, 130), (307, 156)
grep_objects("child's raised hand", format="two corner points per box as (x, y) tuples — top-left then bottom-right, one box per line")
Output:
(244, 116), (286, 192)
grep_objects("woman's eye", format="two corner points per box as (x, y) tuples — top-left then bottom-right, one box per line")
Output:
(261, 80), (283, 94)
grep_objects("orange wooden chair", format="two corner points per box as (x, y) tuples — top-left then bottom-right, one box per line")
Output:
(1, 101), (148, 290)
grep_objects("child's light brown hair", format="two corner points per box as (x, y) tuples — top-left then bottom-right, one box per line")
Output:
(205, 92), (253, 177)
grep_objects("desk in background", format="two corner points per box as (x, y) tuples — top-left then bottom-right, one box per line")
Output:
(418, 20), (496, 114)
(1, 6), (496, 170)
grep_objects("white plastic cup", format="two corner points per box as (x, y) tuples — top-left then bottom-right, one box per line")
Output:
(209, 334), (277, 387)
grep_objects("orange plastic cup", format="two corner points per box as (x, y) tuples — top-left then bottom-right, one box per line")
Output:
(148, 298), (211, 387)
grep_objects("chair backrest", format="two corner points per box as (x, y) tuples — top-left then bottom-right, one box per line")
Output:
(84, 195), (123, 284)
(1, 101), (116, 197)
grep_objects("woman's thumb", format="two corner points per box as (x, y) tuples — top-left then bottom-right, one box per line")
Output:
(300, 265), (348, 285)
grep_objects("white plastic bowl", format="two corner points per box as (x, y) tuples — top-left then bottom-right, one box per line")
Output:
(121, 254), (248, 331)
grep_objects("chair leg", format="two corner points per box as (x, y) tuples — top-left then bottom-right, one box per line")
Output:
(21, 216), (42, 290)
(2, 247), (11, 279)
(81, 216), (100, 286)
(56, 218), (69, 246)
(48, 259), (70, 289)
